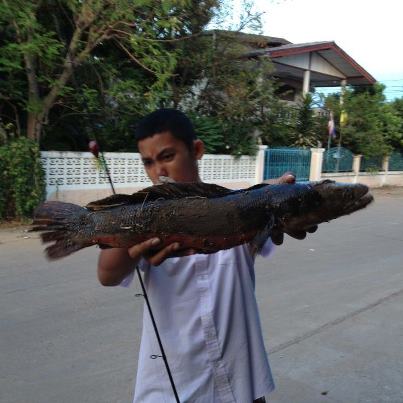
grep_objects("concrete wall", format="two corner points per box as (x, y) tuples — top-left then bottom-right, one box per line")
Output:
(41, 150), (263, 204)
(322, 171), (403, 187)
(41, 149), (403, 204)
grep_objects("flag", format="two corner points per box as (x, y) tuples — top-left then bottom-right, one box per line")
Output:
(340, 110), (348, 127)
(328, 112), (336, 138)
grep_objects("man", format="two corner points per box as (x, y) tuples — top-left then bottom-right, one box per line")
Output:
(98, 109), (296, 402)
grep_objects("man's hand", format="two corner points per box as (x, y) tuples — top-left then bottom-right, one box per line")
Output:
(266, 171), (318, 245)
(264, 171), (296, 185)
(98, 238), (194, 286)
(128, 238), (195, 266)
(271, 225), (318, 245)
(128, 238), (179, 266)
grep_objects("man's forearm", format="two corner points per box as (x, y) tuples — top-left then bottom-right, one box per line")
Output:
(97, 248), (137, 286)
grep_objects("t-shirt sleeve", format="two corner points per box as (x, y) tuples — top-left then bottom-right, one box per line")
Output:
(119, 258), (149, 288)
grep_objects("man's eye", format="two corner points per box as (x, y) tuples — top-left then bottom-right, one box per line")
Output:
(163, 153), (174, 161)
(143, 160), (153, 167)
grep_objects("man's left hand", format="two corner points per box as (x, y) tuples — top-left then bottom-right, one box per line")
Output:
(267, 171), (318, 245)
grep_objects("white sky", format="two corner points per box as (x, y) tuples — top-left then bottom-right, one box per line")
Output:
(237, 0), (403, 100)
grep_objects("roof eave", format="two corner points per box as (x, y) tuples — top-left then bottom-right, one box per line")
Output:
(267, 42), (376, 85)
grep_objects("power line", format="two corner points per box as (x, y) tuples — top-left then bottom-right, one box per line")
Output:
(378, 78), (403, 82)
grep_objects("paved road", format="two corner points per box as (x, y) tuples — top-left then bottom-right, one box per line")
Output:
(1, 187), (402, 403)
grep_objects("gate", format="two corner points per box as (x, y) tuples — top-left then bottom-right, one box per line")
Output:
(322, 147), (353, 173)
(264, 148), (311, 181)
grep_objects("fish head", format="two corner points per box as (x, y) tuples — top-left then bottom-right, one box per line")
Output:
(277, 180), (374, 233)
(312, 180), (373, 215)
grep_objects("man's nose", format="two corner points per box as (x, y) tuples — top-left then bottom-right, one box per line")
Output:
(156, 163), (168, 178)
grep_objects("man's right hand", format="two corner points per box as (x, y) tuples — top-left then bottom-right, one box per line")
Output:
(98, 238), (182, 286)
(128, 238), (182, 266)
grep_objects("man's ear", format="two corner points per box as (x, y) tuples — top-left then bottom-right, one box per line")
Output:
(193, 139), (205, 160)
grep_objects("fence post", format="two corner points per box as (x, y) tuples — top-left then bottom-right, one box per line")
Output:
(255, 145), (268, 184)
(352, 154), (362, 174)
(309, 148), (324, 181)
(382, 155), (390, 172)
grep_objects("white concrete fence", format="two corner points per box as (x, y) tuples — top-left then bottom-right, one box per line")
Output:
(41, 147), (403, 204)
(41, 146), (267, 204)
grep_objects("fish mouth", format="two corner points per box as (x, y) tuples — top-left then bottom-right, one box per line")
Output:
(352, 183), (369, 198)
(343, 191), (374, 215)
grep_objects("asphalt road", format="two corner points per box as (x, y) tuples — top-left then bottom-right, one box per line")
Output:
(1, 187), (402, 403)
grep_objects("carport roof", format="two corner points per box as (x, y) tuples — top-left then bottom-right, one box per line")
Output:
(246, 41), (376, 87)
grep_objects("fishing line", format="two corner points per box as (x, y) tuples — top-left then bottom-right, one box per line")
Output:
(69, 69), (180, 402)
(91, 137), (180, 403)
(135, 266), (180, 402)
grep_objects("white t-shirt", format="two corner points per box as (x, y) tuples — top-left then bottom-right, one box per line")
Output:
(122, 242), (275, 403)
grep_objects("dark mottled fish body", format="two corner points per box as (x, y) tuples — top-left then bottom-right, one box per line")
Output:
(32, 180), (373, 260)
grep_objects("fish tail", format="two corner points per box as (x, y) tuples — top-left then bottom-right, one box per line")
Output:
(31, 201), (91, 260)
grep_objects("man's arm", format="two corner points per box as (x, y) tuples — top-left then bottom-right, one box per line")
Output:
(97, 238), (181, 286)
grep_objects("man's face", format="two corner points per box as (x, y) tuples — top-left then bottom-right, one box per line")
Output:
(138, 131), (204, 184)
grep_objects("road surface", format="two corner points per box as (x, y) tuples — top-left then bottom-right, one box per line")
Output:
(1, 187), (402, 403)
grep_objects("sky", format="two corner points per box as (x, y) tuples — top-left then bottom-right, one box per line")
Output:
(238, 0), (403, 101)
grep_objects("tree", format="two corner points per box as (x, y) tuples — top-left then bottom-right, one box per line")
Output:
(332, 84), (400, 157)
(171, 29), (285, 155)
(389, 98), (403, 152)
(289, 94), (327, 148)
(0, 0), (216, 143)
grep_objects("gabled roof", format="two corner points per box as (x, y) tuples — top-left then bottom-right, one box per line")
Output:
(246, 41), (376, 87)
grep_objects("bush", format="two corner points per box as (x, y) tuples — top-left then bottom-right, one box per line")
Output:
(0, 138), (45, 220)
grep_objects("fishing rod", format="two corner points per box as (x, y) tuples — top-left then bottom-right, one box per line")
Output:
(67, 72), (180, 402)
(88, 141), (180, 403)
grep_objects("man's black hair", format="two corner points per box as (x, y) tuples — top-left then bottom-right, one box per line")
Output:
(135, 108), (197, 150)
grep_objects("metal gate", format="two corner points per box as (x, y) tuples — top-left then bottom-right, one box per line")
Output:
(322, 147), (353, 173)
(264, 148), (311, 182)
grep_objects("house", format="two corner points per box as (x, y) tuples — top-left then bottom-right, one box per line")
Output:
(248, 40), (376, 101)
(205, 30), (376, 102)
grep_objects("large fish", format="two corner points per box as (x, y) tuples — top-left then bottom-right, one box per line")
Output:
(31, 180), (373, 260)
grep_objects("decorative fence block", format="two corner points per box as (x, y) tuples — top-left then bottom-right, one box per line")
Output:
(41, 151), (258, 197)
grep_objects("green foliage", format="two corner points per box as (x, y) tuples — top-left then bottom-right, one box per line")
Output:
(323, 85), (403, 158)
(290, 94), (325, 148)
(0, 138), (45, 219)
(1, 0), (216, 142)
(221, 121), (258, 156)
(389, 98), (403, 152)
(189, 114), (224, 153)
(175, 31), (279, 155)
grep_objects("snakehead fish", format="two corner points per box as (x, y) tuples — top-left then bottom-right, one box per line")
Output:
(31, 180), (373, 260)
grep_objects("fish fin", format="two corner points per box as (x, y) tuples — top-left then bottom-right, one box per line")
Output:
(31, 201), (90, 260)
(33, 201), (85, 222)
(45, 240), (89, 260)
(86, 194), (139, 211)
(246, 183), (269, 191)
(138, 182), (232, 200)
(86, 183), (232, 210)
(249, 215), (275, 256)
